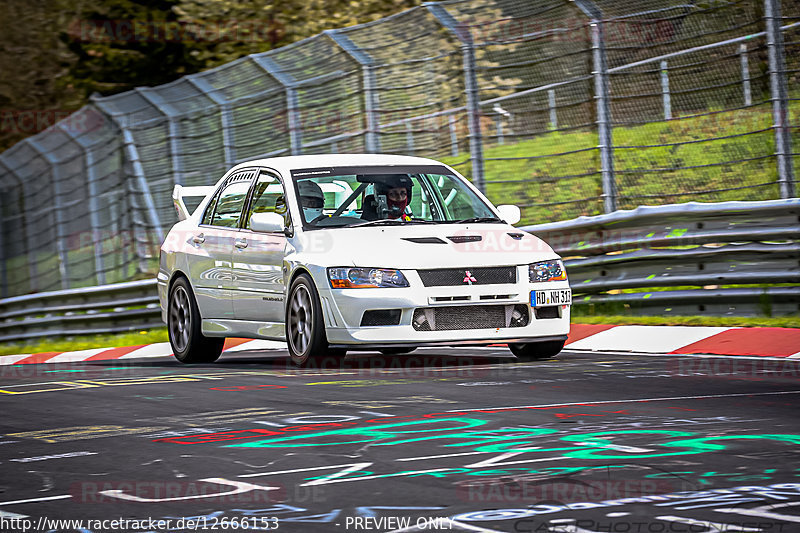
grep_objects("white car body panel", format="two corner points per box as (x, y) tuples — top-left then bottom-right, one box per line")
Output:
(158, 154), (570, 351)
(231, 228), (287, 322)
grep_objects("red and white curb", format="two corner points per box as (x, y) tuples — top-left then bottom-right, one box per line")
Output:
(0, 339), (286, 366)
(566, 324), (800, 358)
(0, 325), (798, 366)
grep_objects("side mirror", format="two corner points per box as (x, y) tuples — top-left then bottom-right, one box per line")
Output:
(496, 204), (521, 225)
(250, 212), (286, 233)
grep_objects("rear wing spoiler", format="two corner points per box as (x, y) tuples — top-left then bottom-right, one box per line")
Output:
(172, 184), (215, 221)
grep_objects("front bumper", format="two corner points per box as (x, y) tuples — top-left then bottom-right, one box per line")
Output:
(318, 267), (570, 346)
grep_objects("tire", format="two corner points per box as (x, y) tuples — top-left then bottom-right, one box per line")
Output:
(168, 277), (224, 364)
(509, 340), (565, 361)
(286, 273), (345, 367)
(379, 347), (417, 356)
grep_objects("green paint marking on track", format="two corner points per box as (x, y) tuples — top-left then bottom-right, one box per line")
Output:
(228, 418), (489, 449)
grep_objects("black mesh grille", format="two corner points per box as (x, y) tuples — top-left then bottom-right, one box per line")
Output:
(361, 309), (402, 326)
(413, 304), (529, 331)
(417, 266), (517, 287)
(535, 306), (561, 319)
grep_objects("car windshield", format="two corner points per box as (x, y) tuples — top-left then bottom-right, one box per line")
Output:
(290, 165), (499, 228)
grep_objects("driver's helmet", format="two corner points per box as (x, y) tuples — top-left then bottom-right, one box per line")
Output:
(373, 174), (412, 219)
(298, 180), (324, 221)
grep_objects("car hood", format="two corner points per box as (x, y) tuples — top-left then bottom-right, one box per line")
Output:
(293, 223), (558, 269)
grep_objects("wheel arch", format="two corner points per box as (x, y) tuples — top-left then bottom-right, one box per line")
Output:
(284, 265), (335, 330)
(285, 265), (316, 294)
(168, 270), (191, 297)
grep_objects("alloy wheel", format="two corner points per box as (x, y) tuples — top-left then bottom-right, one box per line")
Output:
(289, 284), (313, 356)
(169, 285), (191, 352)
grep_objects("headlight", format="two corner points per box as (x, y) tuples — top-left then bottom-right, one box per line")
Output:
(529, 259), (567, 283)
(328, 267), (409, 288)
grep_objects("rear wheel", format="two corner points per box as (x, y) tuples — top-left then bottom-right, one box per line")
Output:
(168, 277), (224, 364)
(286, 273), (345, 367)
(509, 340), (565, 361)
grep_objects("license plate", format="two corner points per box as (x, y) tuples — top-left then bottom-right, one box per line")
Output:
(531, 289), (571, 307)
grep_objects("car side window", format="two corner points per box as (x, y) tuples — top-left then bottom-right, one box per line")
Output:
(244, 172), (287, 230)
(201, 191), (220, 226)
(211, 176), (252, 228)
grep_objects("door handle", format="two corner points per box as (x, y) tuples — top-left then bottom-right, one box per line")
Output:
(235, 238), (248, 249)
(192, 233), (205, 244)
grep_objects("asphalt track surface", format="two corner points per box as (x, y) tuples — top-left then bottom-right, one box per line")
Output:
(2, 347), (800, 533)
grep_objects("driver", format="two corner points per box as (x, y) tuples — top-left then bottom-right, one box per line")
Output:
(298, 180), (324, 222)
(362, 175), (413, 220)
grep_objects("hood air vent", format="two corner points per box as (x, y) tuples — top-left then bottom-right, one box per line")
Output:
(507, 233), (525, 240)
(402, 237), (447, 244)
(447, 235), (482, 243)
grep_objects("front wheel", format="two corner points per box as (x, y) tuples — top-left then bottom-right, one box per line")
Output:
(168, 277), (224, 364)
(286, 273), (345, 367)
(509, 340), (565, 361)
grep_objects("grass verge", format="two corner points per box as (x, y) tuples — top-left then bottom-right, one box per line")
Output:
(0, 329), (168, 357)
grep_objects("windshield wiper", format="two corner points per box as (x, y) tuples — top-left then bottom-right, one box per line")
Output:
(446, 217), (503, 224)
(347, 219), (408, 227)
(347, 218), (438, 228)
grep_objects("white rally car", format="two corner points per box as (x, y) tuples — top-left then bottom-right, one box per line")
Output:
(157, 154), (571, 366)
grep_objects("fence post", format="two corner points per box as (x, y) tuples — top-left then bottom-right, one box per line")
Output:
(406, 121), (416, 154)
(575, 0), (616, 213)
(765, 0), (795, 198)
(548, 89), (558, 130)
(496, 114), (504, 145)
(92, 97), (165, 264)
(59, 121), (106, 285)
(186, 76), (236, 168)
(426, 2), (486, 193)
(0, 159), (37, 293)
(28, 139), (70, 290)
(739, 44), (752, 106)
(449, 115), (459, 156)
(660, 60), (672, 120)
(135, 88), (183, 188)
(325, 30), (381, 153)
(0, 193), (5, 297)
(252, 56), (303, 155)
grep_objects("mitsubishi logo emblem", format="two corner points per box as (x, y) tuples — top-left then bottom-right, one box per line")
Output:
(463, 270), (477, 284)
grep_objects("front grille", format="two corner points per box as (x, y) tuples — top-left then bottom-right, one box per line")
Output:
(361, 309), (402, 326)
(417, 266), (516, 287)
(413, 304), (529, 331)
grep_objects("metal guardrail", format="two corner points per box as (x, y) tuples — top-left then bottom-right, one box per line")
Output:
(0, 279), (161, 343)
(0, 200), (797, 342)
(524, 198), (800, 317)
